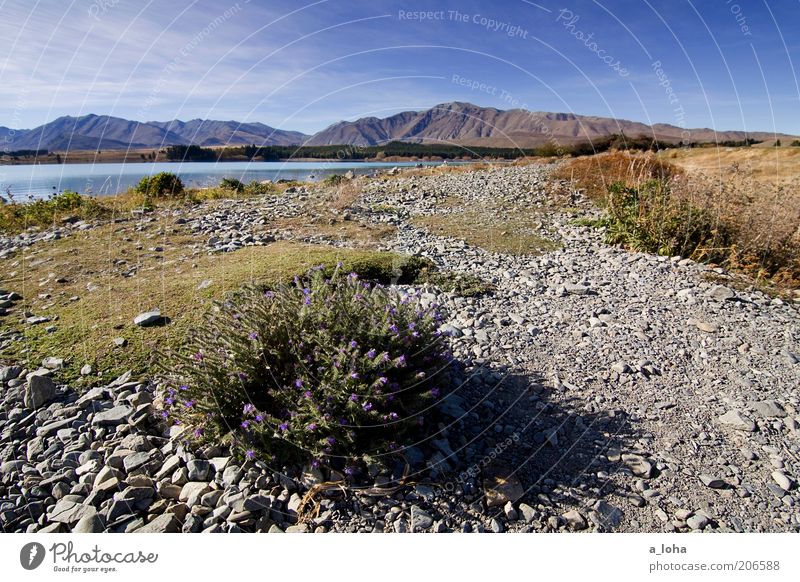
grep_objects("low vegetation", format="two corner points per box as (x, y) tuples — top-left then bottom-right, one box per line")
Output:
(0, 174), (284, 234)
(134, 172), (185, 198)
(0, 190), (109, 232)
(0, 227), (438, 384)
(163, 265), (453, 467)
(556, 151), (800, 287)
(413, 210), (560, 256)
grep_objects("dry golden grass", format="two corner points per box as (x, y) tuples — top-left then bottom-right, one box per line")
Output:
(557, 150), (800, 287)
(662, 147), (800, 185)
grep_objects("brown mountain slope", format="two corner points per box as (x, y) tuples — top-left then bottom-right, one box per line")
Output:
(306, 102), (795, 148)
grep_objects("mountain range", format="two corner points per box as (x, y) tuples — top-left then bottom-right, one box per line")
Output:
(1, 103), (794, 152)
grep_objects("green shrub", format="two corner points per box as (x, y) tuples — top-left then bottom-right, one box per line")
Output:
(135, 172), (184, 198)
(162, 265), (454, 470)
(243, 180), (275, 195)
(601, 180), (728, 260)
(219, 177), (245, 193)
(322, 174), (347, 187)
(0, 190), (106, 233)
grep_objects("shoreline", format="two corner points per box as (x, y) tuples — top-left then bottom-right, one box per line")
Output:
(0, 156), (480, 166)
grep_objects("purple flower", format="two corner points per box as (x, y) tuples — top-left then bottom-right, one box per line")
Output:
(279, 422), (289, 432)
(304, 390), (313, 399)
(429, 387), (440, 398)
(344, 466), (356, 476)
(165, 397), (174, 406)
(408, 322), (416, 330)
(349, 393), (358, 402)
(184, 400), (195, 408)
(388, 412), (399, 420)
(255, 414), (264, 423)
(306, 423), (317, 431)
(349, 372), (360, 380)
(366, 349), (376, 358)
(389, 324), (399, 334)
(311, 459), (321, 468)
(349, 340), (358, 349)
(377, 376), (388, 385)
(304, 296), (311, 305)
(245, 450), (255, 459)
(248, 331), (259, 340)
(179, 385), (188, 391)
(264, 291), (274, 298)
(193, 351), (204, 361)
(241, 420), (251, 429)
(295, 379), (304, 388)
(243, 403), (255, 414)
(193, 428), (204, 437)
(396, 355), (407, 367)
(326, 436), (336, 445)
(362, 402), (373, 412)
(160, 411), (169, 419)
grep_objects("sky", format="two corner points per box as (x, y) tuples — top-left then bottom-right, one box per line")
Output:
(0, 0), (798, 134)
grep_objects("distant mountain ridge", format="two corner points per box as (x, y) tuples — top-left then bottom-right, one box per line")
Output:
(2, 114), (309, 151)
(1, 104), (794, 152)
(307, 102), (794, 147)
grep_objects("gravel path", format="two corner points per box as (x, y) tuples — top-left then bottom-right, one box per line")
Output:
(1, 164), (798, 533)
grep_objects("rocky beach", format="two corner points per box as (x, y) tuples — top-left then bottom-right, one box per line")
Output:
(1, 163), (798, 534)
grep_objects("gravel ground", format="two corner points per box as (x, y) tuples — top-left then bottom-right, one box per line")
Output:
(1, 164), (798, 533)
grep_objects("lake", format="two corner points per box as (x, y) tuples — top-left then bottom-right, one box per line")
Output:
(0, 160), (449, 200)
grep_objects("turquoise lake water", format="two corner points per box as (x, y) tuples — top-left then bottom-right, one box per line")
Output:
(0, 160), (450, 200)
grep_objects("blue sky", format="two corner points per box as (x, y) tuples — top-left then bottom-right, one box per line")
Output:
(0, 0), (798, 134)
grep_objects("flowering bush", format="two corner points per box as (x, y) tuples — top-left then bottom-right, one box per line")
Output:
(162, 265), (453, 469)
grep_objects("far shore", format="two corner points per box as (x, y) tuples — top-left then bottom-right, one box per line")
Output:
(0, 149), (480, 166)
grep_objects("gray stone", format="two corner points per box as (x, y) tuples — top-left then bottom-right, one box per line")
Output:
(222, 465), (243, 487)
(699, 474), (727, 489)
(562, 509), (587, 530)
(42, 357), (64, 369)
(92, 405), (133, 426)
(186, 459), (210, 481)
(771, 471), (793, 492)
(592, 501), (622, 528)
(72, 513), (105, 533)
(611, 361), (632, 374)
(24, 374), (57, 409)
(179, 482), (211, 506)
(411, 505), (433, 531)
(49, 499), (96, 525)
(519, 503), (536, 523)
(622, 454), (654, 478)
(717, 410), (756, 432)
(133, 309), (161, 327)
(564, 283), (593, 296)
(134, 514), (180, 533)
(751, 400), (786, 418)
(686, 513), (709, 530)
(707, 285), (735, 302)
